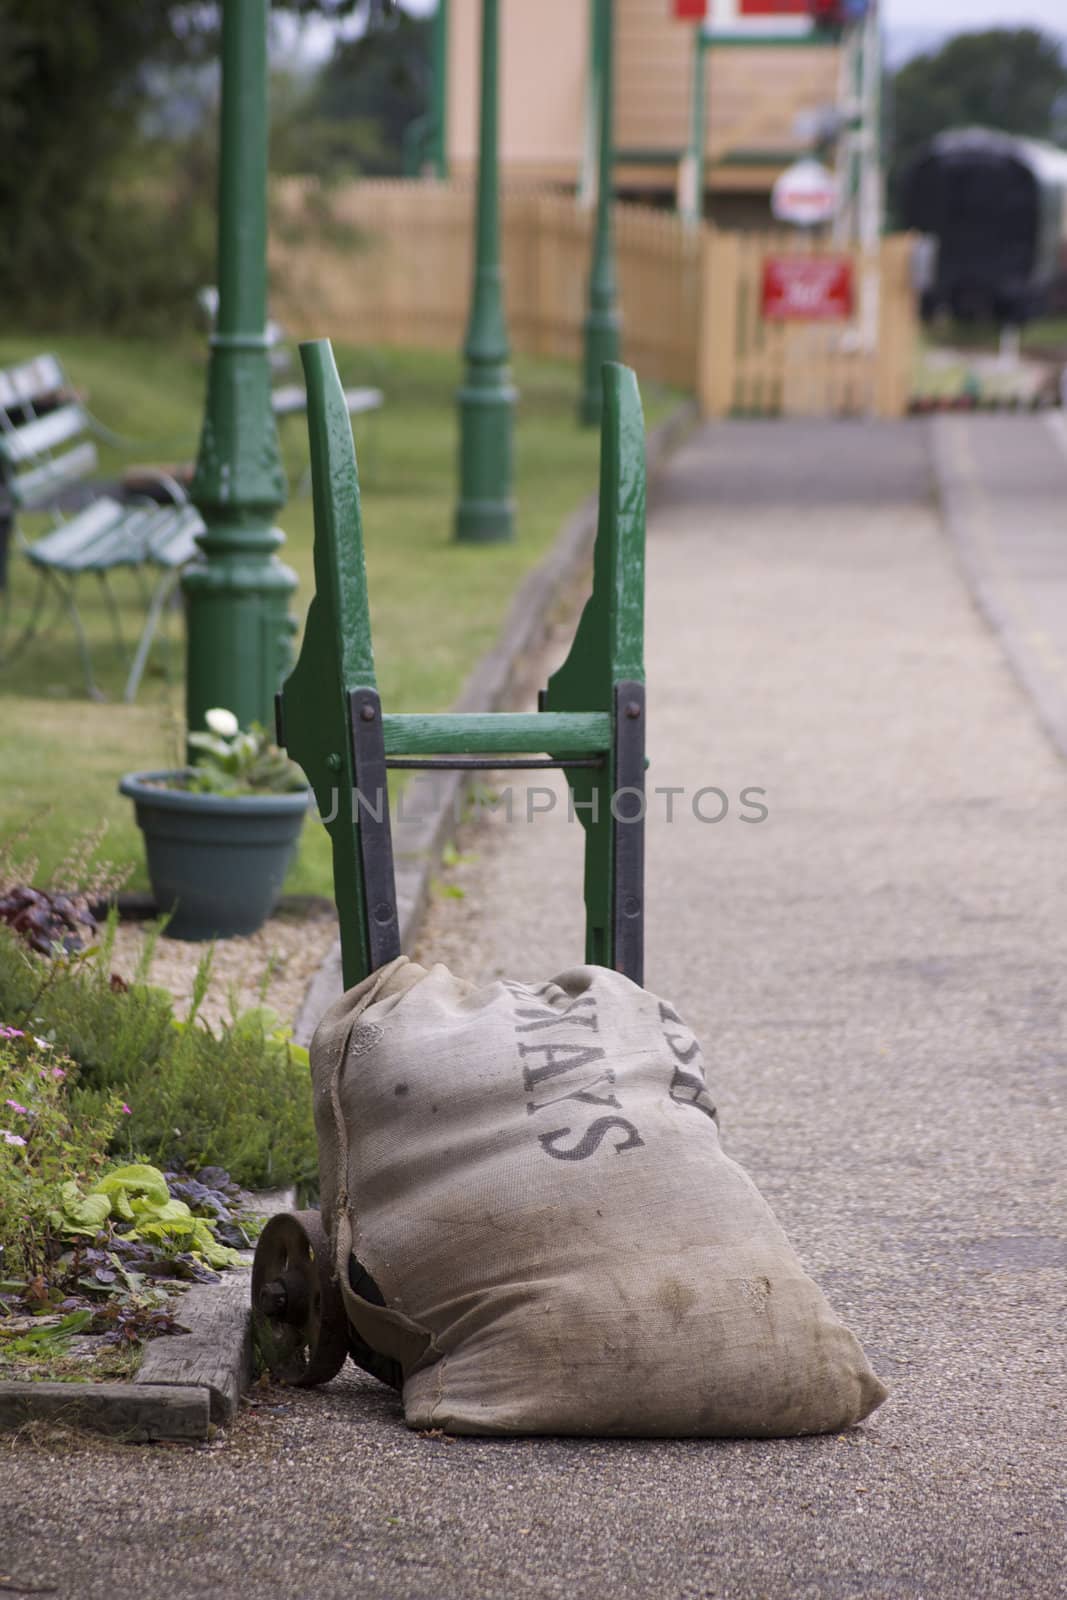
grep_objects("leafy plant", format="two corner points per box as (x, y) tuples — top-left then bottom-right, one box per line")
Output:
(51, 1163), (243, 1271)
(0, 917), (318, 1192)
(0, 1309), (94, 1363)
(0, 887), (97, 956)
(165, 1165), (262, 1250)
(0, 1151), (259, 1381)
(182, 708), (307, 797)
(0, 822), (130, 957)
(0, 1028), (125, 1279)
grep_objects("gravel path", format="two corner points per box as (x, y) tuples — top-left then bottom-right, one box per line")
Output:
(108, 901), (338, 1032)
(1, 421), (1064, 1600)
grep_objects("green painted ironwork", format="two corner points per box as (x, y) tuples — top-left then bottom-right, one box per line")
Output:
(400, 0), (449, 178)
(683, 24), (707, 228)
(613, 148), (684, 165)
(183, 0), (295, 740)
(698, 30), (840, 47)
(545, 362), (644, 966)
(578, 0), (600, 207)
(579, 0), (621, 428)
(282, 348), (646, 990)
(431, 0), (449, 179)
(382, 712), (611, 757)
(846, 19), (864, 228)
(282, 341), (379, 986)
(454, 0), (515, 544)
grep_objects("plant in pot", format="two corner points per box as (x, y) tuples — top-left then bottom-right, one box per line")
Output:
(119, 709), (309, 941)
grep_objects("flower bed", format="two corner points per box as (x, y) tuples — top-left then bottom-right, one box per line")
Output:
(0, 852), (327, 1385)
(1, 1025), (266, 1383)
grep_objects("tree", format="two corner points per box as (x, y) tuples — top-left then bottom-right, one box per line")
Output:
(0, 0), (404, 329)
(888, 28), (1067, 207)
(310, 8), (432, 178)
(0, 2), (222, 327)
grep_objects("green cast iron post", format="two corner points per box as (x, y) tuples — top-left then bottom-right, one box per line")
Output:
(578, 0), (600, 208)
(183, 0), (296, 738)
(431, 0), (449, 178)
(579, 0), (621, 427)
(682, 27), (707, 229)
(454, 0), (516, 543)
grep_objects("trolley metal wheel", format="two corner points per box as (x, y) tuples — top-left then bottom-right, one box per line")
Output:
(251, 1209), (349, 1387)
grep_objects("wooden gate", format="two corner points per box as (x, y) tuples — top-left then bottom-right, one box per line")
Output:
(698, 231), (917, 419)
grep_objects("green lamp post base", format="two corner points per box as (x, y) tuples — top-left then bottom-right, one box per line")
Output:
(183, 534), (297, 734)
(579, 309), (622, 427)
(455, 495), (516, 544)
(455, 378), (517, 543)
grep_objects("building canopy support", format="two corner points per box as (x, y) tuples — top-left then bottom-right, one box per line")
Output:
(579, 0), (621, 428)
(454, 0), (516, 544)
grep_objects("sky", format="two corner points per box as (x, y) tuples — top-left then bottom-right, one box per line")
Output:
(881, 0), (1064, 27)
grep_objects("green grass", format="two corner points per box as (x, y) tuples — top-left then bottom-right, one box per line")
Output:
(0, 334), (679, 898)
(923, 315), (1067, 355)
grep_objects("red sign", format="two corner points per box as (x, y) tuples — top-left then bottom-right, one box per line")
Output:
(675, 1), (816, 21)
(761, 256), (854, 321)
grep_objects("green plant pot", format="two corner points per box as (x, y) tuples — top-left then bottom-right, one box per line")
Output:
(119, 769), (309, 941)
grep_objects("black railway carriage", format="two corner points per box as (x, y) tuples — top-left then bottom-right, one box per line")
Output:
(903, 127), (1067, 325)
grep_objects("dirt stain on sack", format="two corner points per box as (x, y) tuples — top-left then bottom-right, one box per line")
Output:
(741, 1275), (772, 1311)
(657, 1277), (697, 1327)
(394, 1083), (410, 1097)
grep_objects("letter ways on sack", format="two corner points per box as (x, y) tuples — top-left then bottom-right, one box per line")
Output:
(504, 984), (645, 1161)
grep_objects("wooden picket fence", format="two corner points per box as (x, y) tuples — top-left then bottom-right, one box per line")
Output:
(271, 179), (701, 391)
(698, 230), (916, 419)
(269, 179), (916, 418)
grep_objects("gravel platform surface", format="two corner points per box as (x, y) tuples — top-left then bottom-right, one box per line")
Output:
(108, 899), (338, 1031)
(1, 420), (1063, 1600)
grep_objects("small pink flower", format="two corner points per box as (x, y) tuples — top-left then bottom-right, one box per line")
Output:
(0, 1027), (24, 1039)
(34, 1037), (52, 1051)
(5, 1100), (28, 1115)
(121, 1104), (132, 1115)
(51, 1066), (66, 1081)
(2, 1130), (26, 1147)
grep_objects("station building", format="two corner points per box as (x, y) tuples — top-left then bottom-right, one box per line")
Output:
(444, 0), (846, 228)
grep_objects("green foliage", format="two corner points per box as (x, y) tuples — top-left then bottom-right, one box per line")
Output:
(0, 1), (219, 332)
(0, 1028), (125, 1279)
(51, 1163), (242, 1271)
(0, 1309), (95, 1365)
(269, 68), (384, 183)
(889, 29), (1067, 211)
(0, 1133), (258, 1378)
(311, 7), (432, 178)
(186, 716), (308, 796)
(0, 0), (428, 329)
(0, 920), (318, 1193)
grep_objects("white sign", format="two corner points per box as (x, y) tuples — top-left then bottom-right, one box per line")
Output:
(704, 0), (815, 41)
(771, 158), (839, 226)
